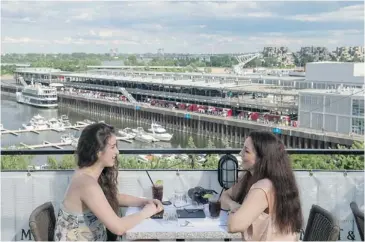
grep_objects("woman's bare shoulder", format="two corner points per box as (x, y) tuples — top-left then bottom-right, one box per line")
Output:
(69, 171), (99, 190)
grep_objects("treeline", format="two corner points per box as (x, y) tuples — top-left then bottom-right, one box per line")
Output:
(1, 53), (239, 74)
(1, 137), (364, 171)
(111, 55), (238, 68)
(1, 53), (108, 73)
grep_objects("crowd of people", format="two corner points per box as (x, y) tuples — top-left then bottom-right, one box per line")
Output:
(60, 87), (299, 127)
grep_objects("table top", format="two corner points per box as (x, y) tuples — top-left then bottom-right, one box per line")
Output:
(125, 204), (242, 240)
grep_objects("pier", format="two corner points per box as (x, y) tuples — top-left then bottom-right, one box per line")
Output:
(15, 136), (133, 150)
(57, 93), (361, 149)
(0, 125), (87, 136)
(19, 141), (71, 150)
(1, 83), (361, 149)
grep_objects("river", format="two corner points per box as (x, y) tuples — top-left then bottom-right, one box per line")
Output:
(1, 95), (240, 166)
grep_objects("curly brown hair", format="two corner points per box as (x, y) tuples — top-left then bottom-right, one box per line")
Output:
(233, 130), (303, 234)
(76, 123), (119, 214)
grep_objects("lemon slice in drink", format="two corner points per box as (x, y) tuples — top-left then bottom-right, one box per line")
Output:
(155, 180), (163, 186)
(203, 193), (213, 199)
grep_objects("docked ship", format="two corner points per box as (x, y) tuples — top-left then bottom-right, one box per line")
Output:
(16, 82), (58, 108)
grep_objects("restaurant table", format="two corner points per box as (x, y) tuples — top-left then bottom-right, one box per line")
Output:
(125, 204), (242, 241)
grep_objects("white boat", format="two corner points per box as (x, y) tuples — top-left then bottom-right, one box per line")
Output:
(118, 128), (136, 140)
(59, 115), (69, 122)
(147, 123), (173, 142)
(132, 127), (158, 143)
(60, 134), (75, 145)
(16, 82), (58, 108)
(30, 114), (48, 129)
(84, 119), (95, 124)
(47, 118), (65, 131)
(148, 123), (167, 133)
(71, 138), (79, 147)
(58, 115), (71, 127)
(63, 120), (72, 127)
(22, 122), (34, 130)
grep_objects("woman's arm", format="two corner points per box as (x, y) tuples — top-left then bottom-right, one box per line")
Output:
(80, 178), (159, 236)
(117, 193), (148, 207)
(220, 185), (241, 211)
(227, 188), (268, 233)
(117, 194), (164, 212)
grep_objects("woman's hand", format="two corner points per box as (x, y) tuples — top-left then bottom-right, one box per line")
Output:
(229, 201), (241, 213)
(149, 199), (164, 213)
(142, 199), (164, 212)
(141, 202), (159, 217)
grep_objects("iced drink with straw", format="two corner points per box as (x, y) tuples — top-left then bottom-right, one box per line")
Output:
(205, 194), (221, 218)
(152, 180), (163, 201)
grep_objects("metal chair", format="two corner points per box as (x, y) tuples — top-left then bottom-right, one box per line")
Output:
(350, 201), (364, 241)
(29, 202), (56, 241)
(303, 204), (340, 241)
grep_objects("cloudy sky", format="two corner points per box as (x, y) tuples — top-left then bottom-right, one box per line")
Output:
(1, 1), (364, 54)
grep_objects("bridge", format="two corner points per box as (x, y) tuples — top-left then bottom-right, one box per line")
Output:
(233, 52), (262, 75)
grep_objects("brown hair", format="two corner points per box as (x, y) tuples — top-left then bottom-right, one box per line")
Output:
(233, 130), (303, 234)
(76, 123), (119, 214)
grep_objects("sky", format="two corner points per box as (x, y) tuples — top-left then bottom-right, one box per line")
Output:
(1, 1), (364, 54)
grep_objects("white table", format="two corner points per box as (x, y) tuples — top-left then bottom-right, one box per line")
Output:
(125, 205), (242, 241)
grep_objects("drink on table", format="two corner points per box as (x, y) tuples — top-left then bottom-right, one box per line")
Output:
(208, 195), (221, 218)
(152, 180), (163, 201)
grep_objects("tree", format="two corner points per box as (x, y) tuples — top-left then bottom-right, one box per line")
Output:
(127, 55), (138, 65)
(187, 136), (196, 149)
(47, 156), (58, 169)
(1, 154), (33, 170)
(206, 138), (216, 149)
(59, 155), (77, 169)
(290, 141), (364, 170)
(222, 136), (230, 149)
(204, 67), (212, 73)
(185, 65), (194, 72)
(187, 136), (198, 168)
(333, 141), (364, 170)
(46, 155), (76, 169)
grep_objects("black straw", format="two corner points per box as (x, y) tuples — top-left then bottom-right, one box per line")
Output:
(218, 188), (224, 200)
(146, 171), (154, 186)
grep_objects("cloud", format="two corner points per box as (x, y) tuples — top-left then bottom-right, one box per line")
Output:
(1, 1), (364, 53)
(2, 36), (49, 44)
(289, 4), (364, 22)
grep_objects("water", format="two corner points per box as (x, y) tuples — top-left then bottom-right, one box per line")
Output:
(1, 95), (240, 165)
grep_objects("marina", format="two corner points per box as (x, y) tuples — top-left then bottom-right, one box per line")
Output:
(1, 63), (363, 153)
(0, 100), (197, 154)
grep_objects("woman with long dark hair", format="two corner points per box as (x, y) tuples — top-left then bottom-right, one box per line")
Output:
(54, 123), (163, 241)
(221, 130), (303, 241)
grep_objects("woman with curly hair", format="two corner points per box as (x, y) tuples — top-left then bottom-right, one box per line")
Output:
(221, 130), (303, 241)
(54, 123), (163, 241)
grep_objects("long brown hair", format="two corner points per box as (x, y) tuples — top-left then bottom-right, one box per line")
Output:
(233, 130), (303, 234)
(76, 123), (119, 214)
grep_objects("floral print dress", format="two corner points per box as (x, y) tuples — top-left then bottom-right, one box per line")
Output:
(54, 204), (107, 241)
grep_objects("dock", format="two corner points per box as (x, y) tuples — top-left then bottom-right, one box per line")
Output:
(116, 136), (133, 143)
(2, 136), (132, 150)
(19, 141), (72, 150)
(1, 124), (87, 136)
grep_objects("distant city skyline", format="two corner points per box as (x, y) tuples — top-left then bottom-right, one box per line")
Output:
(1, 1), (364, 54)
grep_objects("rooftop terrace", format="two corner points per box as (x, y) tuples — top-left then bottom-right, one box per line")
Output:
(1, 148), (364, 241)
